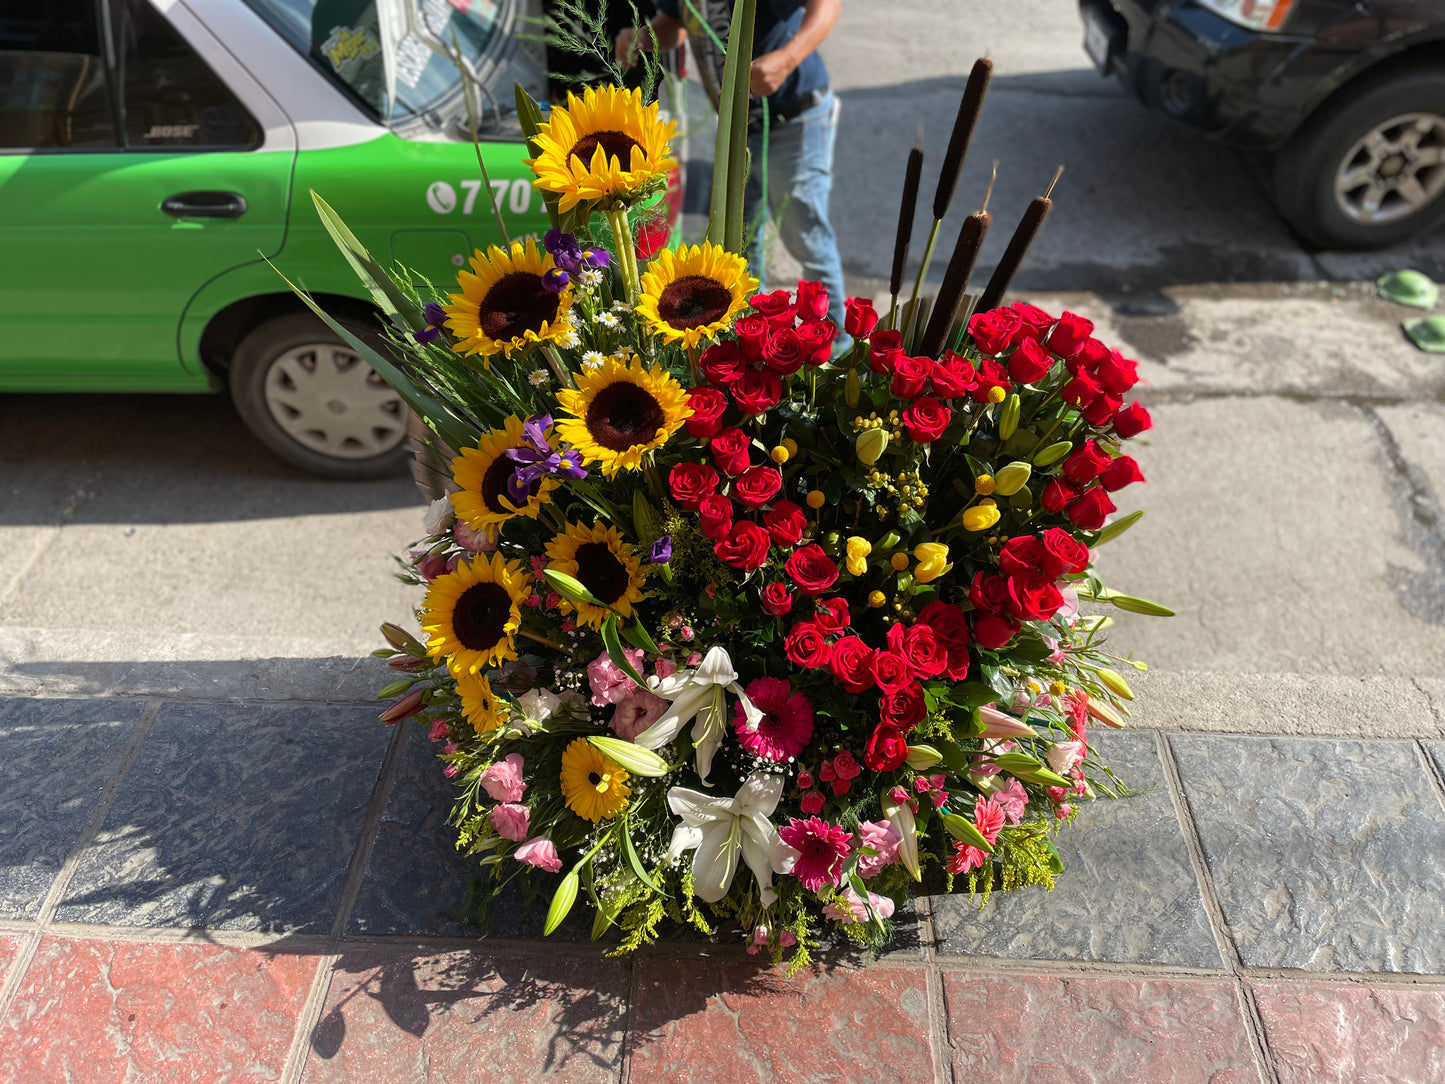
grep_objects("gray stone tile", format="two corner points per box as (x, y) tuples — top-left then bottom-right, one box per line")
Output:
(931, 730), (1220, 967)
(56, 700), (391, 933)
(1428, 744), (1445, 794)
(1171, 735), (1445, 972)
(0, 697), (146, 919)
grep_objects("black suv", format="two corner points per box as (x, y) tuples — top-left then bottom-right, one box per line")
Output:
(1081, 0), (1445, 249)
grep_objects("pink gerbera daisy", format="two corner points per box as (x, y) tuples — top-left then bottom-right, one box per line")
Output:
(779, 816), (851, 892)
(733, 677), (814, 762)
(973, 796), (1005, 846)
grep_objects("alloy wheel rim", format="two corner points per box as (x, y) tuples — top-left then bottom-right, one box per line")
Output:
(262, 342), (406, 460)
(1333, 112), (1445, 226)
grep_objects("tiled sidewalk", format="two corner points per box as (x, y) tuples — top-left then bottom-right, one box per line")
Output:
(2, 695), (1445, 1083)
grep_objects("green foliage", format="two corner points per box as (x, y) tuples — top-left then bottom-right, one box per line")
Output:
(542, 0), (664, 98)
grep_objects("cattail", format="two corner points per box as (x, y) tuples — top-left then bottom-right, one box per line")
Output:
(919, 209), (990, 358)
(975, 167), (1062, 314)
(890, 142), (924, 300)
(933, 59), (993, 221)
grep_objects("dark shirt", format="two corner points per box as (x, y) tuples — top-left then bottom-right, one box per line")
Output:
(657, 0), (829, 118)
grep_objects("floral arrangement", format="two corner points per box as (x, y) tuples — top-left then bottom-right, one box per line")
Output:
(298, 27), (1170, 967)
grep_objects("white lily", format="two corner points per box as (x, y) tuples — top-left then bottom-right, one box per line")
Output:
(666, 772), (798, 906)
(632, 646), (761, 781)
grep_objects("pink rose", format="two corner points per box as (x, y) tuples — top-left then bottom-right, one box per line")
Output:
(823, 887), (897, 924)
(610, 689), (668, 739)
(514, 836), (562, 873)
(588, 649), (645, 706)
(480, 753), (527, 803)
(489, 803), (530, 841)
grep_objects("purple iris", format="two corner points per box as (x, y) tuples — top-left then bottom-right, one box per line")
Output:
(580, 246), (610, 270)
(542, 267), (570, 293)
(647, 535), (673, 565)
(544, 228), (583, 275)
(413, 302), (449, 344)
(504, 413), (587, 502)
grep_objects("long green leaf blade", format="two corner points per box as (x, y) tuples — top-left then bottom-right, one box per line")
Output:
(310, 191), (423, 331)
(722, 0), (757, 254)
(621, 817), (663, 893)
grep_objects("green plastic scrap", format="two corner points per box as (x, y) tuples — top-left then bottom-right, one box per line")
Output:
(1403, 315), (1445, 353)
(1377, 269), (1439, 310)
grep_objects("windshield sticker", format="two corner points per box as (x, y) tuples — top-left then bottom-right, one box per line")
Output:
(426, 179), (536, 216)
(320, 24), (380, 74)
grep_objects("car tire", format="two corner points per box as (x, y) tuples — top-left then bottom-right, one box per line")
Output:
(229, 312), (410, 479)
(1273, 65), (1445, 250)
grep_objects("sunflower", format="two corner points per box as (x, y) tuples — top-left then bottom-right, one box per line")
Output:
(545, 521), (645, 629)
(450, 416), (560, 532)
(420, 553), (529, 676)
(554, 357), (690, 477)
(526, 84), (678, 213)
(636, 243), (757, 350)
(444, 236), (575, 363)
(456, 671), (509, 736)
(559, 738), (631, 821)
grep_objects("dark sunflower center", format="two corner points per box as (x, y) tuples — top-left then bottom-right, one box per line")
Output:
(588, 770), (603, 786)
(584, 382), (665, 452)
(478, 272), (560, 342)
(569, 130), (642, 168)
(575, 541), (630, 605)
(480, 452), (538, 514)
(451, 582), (512, 651)
(656, 275), (732, 330)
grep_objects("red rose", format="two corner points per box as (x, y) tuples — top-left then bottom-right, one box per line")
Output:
(1068, 487), (1116, 531)
(698, 494), (734, 541)
(684, 386), (727, 439)
(1048, 311), (1095, 359)
(784, 619), (832, 668)
(1041, 477), (1083, 513)
(829, 636), (876, 693)
(900, 623), (947, 678)
(969, 572), (1011, 613)
(1009, 301), (1055, 344)
(1039, 527), (1090, 577)
(871, 650), (914, 694)
(751, 289), (794, 322)
(898, 396), (949, 443)
(734, 314), (770, 361)
(1061, 372), (1103, 410)
(814, 596), (850, 634)
(891, 356), (932, 399)
(732, 367), (783, 414)
(972, 612), (1020, 650)
(1082, 392), (1124, 427)
(714, 519), (770, 570)
(879, 682), (927, 731)
(795, 319), (837, 366)
(1099, 455), (1145, 491)
(795, 280), (830, 321)
(998, 535), (1046, 576)
(916, 600), (970, 645)
(761, 582), (794, 616)
(1075, 338), (1111, 371)
(785, 543), (839, 595)
(1096, 350), (1139, 394)
(734, 464), (784, 508)
(971, 359), (1012, 404)
(700, 341), (747, 385)
(763, 327), (806, 374)
(930, 353), (978, 399)
(1007, 337), (1053, 384)
(1007, 571), (1065, 621)
(864, 723), (909, 772)
(709, 427), (751, 475)
(867, 329), (903, 375)
(1063, 439), (1111, 484)
(845, 297), (878, 338)
(1113, 401), (1153, 438)
(763, 500), (807, 547)
(969, 307), (1022, 355)
(944, 644), (971, 680)
(669, 461), (720, 510)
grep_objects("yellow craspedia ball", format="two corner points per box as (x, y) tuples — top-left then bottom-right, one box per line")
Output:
(770, 445), (790, 464)
(868, 590), (887, 608)
(987, 385), (1007, 404)
(806, 490), (826, 509)
(1050, 681), (1069, 697)
(782, 437), (799, 457)
(974, 474), (995, 495)
(889, 552), (909, 571)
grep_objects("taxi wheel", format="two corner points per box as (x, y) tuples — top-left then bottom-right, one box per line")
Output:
(229, 313), (410, 479)
(1274, 66), (1445, 250)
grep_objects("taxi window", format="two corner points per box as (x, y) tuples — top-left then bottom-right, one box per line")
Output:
(0, 0), (119, 149)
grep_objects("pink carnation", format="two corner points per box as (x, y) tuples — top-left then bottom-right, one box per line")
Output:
(855, 820), (902, 878)
(480, 753), (526, 802)
(587, 648), (646, 706)
(733, 677), (814, 761)
(779, 816), (852, 892)
(610, 689), (668, 740)
(993, 778), (1029, 825)
(453, 520), (495, 553)
(489, 803), (530, 841)
(823, 887), (897, 925)
(514, 836), (562, 872)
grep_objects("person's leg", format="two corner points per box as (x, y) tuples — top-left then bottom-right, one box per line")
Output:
(768, 91), (852, 355)
(743, 125), (768, 290)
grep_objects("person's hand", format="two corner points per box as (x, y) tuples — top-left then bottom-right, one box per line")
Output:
(749, 50), (795, 96)
(615, 26), (638, 68)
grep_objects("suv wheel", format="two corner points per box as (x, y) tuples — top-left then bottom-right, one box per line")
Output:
(230, 312), (409, 479)
(1273, 67), (1445, 250)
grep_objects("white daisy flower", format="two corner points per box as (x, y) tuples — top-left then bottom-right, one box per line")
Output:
(594, 311), (620, 329)
(612, 300), (632, 312)
(528, 369), (550, 388)
(582, 269), (605, 288)
(556, 326), (580, 350)
(581, 351), (607, 371)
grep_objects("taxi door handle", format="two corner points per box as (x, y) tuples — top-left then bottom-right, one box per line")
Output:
(161, 191), (248, 219)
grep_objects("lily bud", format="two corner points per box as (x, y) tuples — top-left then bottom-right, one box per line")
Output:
(978, 706), (1036, 739)
(380, 622), (424, 654)
(587, 735), (669, 776)
(387, 655), (429, 673)
(904, 744), (943, 770)
(882, 794), (921, 881)
(992, 461), (1032, 496)
(845, 367), (861, 408)
(1033, 440), (1073, 466)
(1088, 698), (1128, 728)
(544, 870), (579, 935)
(376, 678), (418, 699)
(379, 689), (425, 724)
(856, 427), (889, 466)
(544, 568), (603, 606)
(1095, 667), (1135, 700)
(998, 393), (1021, 440)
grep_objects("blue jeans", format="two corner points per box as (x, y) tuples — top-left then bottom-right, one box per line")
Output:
(744, 90), (853, 356)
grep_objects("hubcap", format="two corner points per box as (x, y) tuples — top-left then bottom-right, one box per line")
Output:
(1334, 112), (1445, 226)
(262, 342), (406, 460)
